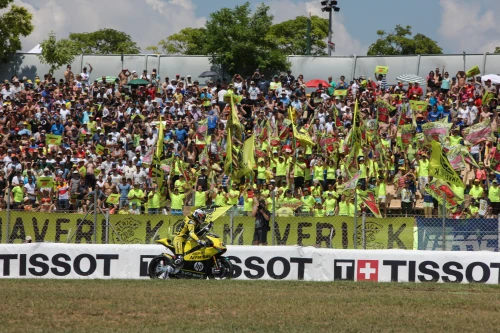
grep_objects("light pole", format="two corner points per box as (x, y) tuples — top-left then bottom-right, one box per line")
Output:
(321, 1), (340, 56)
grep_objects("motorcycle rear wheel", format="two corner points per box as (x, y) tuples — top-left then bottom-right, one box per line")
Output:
(148, 255), (174, 279)
(208, 258), (234, 280)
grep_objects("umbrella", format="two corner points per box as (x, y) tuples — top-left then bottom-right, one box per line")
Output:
(96, 76), (118, 83)
(481, 74), (500, 84)
(199, 70), (219, 78)
(128, 79), (150, 86)
(305, 79), (330, 88)
(396, 74), (426, 86)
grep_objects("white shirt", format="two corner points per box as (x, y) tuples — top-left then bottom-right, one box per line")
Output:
(59, 108), (71, 121)
(24, 182), (36, 196)
(458, 108), (469, 122)
(218, 89), (227, 102)
(468, 106), (478, 125)
(248, 87), (260, 100)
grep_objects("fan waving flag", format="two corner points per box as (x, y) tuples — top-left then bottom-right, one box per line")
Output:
(289, 107), (314, 146)
(429, 140), (464, 188)
(357, 190), (382, 218)
(191, 205), (233, 222)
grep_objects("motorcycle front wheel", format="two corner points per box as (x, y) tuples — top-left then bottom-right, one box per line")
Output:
(148, 255), (173, 279)
(208, 258), (234, 280)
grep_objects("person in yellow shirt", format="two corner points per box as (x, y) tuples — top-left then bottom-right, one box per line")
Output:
(194, 185), (210, 208)
(227, 183), (240, 207)
(243, 188), (257, 215)
(212, 185), (227, 206)
(311, 179), (323, 202)
(416, 153), (429, 194)
(300, 188), (316, 214)
(488, 180), (500, 216)
(272, 154), (288, 184)
(336, 194), (350, 216)
(256, 159), (267, 190)
(313, 202), (325, 217)
(469, 179), (484, 200)
(174, 174), (189, 194)
(324, 192), (337, 216)
(169, 186), (190, 215)
(127, 183), (145, 210)
(291, 155), (306, 196)
(118, 202), (130, 214)
(147, 186), (161, 214)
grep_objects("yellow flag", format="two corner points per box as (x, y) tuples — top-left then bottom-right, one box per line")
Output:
(290, 107), (314, 146)
(429, 141), (464, 188)
(243, 135), (256, 170)
(224, 126), (233, 175)
(155, 118), (164, 160)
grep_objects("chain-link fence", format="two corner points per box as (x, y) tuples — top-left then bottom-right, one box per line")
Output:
(1, 189), (498, 252)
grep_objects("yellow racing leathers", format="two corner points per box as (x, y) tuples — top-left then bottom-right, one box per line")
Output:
(173, 215), (201, 256)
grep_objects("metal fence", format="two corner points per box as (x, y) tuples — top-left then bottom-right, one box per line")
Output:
(1, 189), (498, 252)
(2, 53), (500, 86)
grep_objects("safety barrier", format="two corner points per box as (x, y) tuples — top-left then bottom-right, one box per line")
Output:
(3, 53), (500, 87)
(1, 243), (499, 283)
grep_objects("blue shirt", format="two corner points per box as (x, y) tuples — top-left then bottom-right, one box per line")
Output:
(118, 183), (131, 199)
(428, 110), (441, 122)
(175, 128), (188, 143)
(207, 115), (218, 129)
(280, 97), (290, 106)
(50, 123), (64, 135)
(416, 119), (427, 133)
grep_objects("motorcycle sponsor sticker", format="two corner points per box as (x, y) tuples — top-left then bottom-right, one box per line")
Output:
(194, 262), (204, 271)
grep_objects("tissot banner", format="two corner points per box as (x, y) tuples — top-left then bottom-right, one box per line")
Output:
(1, 244), (500, 284)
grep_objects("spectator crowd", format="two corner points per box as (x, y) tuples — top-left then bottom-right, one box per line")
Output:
(0, 63), (499, 219)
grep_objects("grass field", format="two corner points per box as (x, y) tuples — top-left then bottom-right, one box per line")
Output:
(1, 280), (500, 333)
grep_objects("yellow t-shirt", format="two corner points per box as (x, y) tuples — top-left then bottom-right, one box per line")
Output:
(194, 191), (207, 207)
(147, 192), (161, 209)
(294, 162), (306, 177)
(128, 189), (144, 206)
(257, 166), (267, 180)
(170, 193), (186, 210)
(214, 192), (227, 206)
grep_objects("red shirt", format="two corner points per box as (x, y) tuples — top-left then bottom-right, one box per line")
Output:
(409, 86), (423, 96)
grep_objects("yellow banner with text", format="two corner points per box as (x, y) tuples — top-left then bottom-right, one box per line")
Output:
(1, 212), (414, 249)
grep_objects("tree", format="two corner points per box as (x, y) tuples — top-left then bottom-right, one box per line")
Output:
(146, 28), (207, 55)
(204, 2), (288, 76)
(0, 0), (34, 62)
(495, 47), (500, 54)
(267, 16), (329, 56)
(367, 25), (442, 56)
(68, 29), (140, 54)
(38, 32), (79, 74)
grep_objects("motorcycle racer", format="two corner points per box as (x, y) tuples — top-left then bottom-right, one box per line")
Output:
(173, 209), (208, 267)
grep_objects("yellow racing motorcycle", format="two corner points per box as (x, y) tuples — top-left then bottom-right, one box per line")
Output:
(148, 222), (233, 279)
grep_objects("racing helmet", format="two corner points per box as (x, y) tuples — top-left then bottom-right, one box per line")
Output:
(193, 209), (206, 224)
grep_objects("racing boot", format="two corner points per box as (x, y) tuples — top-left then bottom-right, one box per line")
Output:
(174, 254), (184, 268)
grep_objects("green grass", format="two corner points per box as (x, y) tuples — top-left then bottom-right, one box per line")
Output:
(1, 280), (500, 333)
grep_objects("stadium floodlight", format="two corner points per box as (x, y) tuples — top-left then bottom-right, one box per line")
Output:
(320, 0), (340, 56)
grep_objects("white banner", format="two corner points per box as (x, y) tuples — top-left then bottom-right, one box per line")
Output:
(1, 243), (500, 284)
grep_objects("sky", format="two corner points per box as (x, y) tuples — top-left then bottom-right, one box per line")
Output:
(10, 0), (500, 55)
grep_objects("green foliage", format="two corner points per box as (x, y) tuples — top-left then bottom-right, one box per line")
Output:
(38, 32), (79, 74)
(0, 0), (34, 62)
(367, 25), (442, 56)
(68, 28), (140, 54)
(147, 2), (289, 76)
(267, 16), (328, 56)
(495, 47), (500, 54)
(204, 2), (288, 76)
(149, 27), (207, 55)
